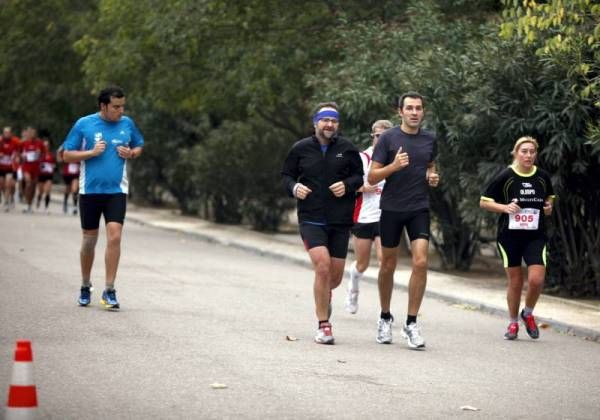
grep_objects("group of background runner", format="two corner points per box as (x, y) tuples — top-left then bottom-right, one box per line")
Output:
(0, 125), (80, 214)
(283, 92), (555, 347)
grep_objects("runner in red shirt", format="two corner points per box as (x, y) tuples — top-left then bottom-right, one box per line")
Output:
(20, 126), (46, 213)
(36, 134), (56, 213)
(57, 144), (80, 214)
(0, 126), (20, 211)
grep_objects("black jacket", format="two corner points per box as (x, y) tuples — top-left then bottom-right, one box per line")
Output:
(281, 135), (363, 225)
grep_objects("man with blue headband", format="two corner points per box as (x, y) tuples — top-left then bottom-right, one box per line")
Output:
(282, 102), (363, 344)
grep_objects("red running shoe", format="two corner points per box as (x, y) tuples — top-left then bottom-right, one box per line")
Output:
(521, 310), (540, 339)
(504, 322), (519, 340)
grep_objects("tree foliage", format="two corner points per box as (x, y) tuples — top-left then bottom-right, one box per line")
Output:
(0, 0), (96, 142)
(500, 0), (600, 295)
(2, 0), (599, 293)
(500, 0), (600, 108)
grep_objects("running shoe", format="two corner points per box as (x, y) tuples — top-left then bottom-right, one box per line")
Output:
(101, 289), (120, 310)
(402, 322), (426, 349)
(314, 322), (334, 344)
(376, 316), (394, 344)
(345, 285), (359, 314)
(520, 310), (539, 339)
(78, 286), (92, 306)
(504, 322), (519, 340)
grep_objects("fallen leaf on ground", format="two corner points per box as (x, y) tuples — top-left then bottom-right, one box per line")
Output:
(538, 322), (550, 329)
(452, 303), (478, 311)
(460, 405), (480, 411)
(210, 383), (227, 389)
(286, 335), (298, 341)
(337, 359), (347, 364)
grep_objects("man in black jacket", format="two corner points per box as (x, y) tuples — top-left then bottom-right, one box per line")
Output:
(282, 102), (363, 344)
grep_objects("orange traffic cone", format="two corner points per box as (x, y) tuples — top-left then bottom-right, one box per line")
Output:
(5, 340), (37, 419)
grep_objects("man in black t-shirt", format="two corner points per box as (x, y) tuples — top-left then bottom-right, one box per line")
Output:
(368, 92), (439, 349)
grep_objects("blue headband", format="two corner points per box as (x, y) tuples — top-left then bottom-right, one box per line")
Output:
(313, 109), (339, 125)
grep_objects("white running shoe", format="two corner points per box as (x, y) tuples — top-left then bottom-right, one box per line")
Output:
(314, 322), (335, 345)
(345, 285), (359, 314)
(402, 322), (426, 349)
(376, 316), (393, 344)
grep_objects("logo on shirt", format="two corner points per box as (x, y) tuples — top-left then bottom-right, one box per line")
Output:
(336, 153), (343, 158)
(520, 182), (535, 195)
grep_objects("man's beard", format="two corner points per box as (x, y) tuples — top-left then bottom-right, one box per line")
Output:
(317, 128), (336, 139)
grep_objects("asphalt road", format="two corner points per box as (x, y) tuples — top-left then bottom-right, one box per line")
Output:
(1, 209), (599, 419)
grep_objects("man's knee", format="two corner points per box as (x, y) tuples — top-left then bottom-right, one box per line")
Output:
(107, 232), (122, 247)
(380, 253), (397, 275)
(412, 255), (428, 272)
(106, 223), (123, 247)
(81, 233), (98, 255)
(315, 261), (331, 279)
(356, 260), (369, 272)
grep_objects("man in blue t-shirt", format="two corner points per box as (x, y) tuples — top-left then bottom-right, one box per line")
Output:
(368, 92), (439, 349)
(63, 86), (144, 310)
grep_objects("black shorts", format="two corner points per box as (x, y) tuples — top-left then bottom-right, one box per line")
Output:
(0, 169), (16, 178)
(380, 209), (430, 248)
(63, 174), (79, 185)
(497, 234), (546, 268)
(299, 223), (350, 259)
(38, 174), (53, 183)
(79, 193), (127, 230)
(351, 222), (380, 240)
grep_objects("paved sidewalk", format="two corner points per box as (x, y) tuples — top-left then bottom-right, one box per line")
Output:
(124, 204), (600, 343)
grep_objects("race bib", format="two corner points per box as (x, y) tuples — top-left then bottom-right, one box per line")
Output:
(25, 151), (40, 162)
(509, 208), (540, 230)
(40, 162), (55, 174)
(0, 155), (11, 165)
(67, 163), (80, 174)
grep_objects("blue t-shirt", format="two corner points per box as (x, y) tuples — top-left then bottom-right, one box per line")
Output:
(63, 113), (144, 194)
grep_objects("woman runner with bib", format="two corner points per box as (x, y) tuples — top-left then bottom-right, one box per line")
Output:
(480, 136), (555, 340)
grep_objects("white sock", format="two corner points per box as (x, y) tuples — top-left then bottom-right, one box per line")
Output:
(349, 261), (363, 291)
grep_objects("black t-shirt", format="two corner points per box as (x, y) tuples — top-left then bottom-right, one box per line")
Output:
(481, 166), (555, 238)
(371, 127), (437, 212)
